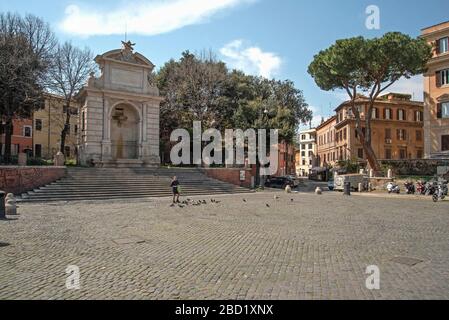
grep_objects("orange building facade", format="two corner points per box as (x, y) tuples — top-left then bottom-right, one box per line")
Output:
(422, 21), (449, 158)
(0, 119), (34, 158)
(316, 93), (424, 167)
(316, 116), (337, 167)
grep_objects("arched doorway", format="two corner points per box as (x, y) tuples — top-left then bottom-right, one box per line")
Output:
(110, 104), (140, 160)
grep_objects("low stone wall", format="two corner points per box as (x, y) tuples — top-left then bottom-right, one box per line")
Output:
(204, 168), (254, 188)
(0, 166), (66, 195)
(369, 177), (394, 190)
(381, 159), (449, 176)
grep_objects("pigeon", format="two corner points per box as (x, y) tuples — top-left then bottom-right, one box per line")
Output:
(178, 204), (185, 208)
(243, 199), (247, 203)
(274, 195), (280, 200)
(291, 199), (294, 202)
(266, 204), (270, 208)
(170, 204), (175, 207)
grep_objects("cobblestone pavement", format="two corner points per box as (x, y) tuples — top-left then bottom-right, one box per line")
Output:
(1, 191), (449, 300)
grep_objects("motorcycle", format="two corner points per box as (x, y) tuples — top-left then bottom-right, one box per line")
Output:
(404, 182), (415, 195)
(425, 181), (437, 196)
(416, 181), (426, 195)
(387, 182), (400, 194)
(433, 183), (447, 202)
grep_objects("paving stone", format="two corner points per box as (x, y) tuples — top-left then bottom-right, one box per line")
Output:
(0, 192), (448, 299)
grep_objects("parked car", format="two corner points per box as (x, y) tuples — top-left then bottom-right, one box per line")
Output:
(285, 175), (300, 187)
(265, 177), (295, 189)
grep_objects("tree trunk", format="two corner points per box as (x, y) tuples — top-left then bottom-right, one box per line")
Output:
(60, 105), (71, 154)
(3, 118), (13, 164)
(361, 140), (381, 174)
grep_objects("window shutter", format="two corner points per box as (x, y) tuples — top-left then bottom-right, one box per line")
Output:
(403, 110), (407, 121)
(436, 71), (442, 87)
(397, 129), (400, 140)
(437, 103), (442, 119)
(436, 39), (440, 55)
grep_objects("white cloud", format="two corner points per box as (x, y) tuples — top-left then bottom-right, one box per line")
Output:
(220, 40), (282, 78)
(60, 0), (255, 37)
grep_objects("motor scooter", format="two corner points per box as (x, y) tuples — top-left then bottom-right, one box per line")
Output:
(387, 182), (400, 194)
(416, 181), (426, 195)
(433, 183), (447, 202)
(404, 182), (415, 195)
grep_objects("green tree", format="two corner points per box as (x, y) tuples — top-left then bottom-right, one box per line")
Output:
(308, 32), (432, 173)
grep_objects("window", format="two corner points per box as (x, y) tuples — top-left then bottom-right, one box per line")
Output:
(437, 102), (449, 119)
(301, 144), (306, 150)
(372, 108), (379, 119)
(384, 108), (392, 120)
(415, 111), (423, 122)
(399, 149), (407, 159)
(397, 109), (406, 121)
(416, 130), (423, 142)
(385, 128), (392, 140)
(302, 160), (306, 166)
(82, 111), (86, 131)
(397, 129), (407, 141)
(309, 151), (313, 157)
(437, 69), (449, 87)
(438, 37), (449, 54)
(35, 144), (42, 158)
(442, 135), (449, 152)
(74, 125), (78, 135)
(343, 128), (347, 140)
(301, 151), (306, 157)
(308, 144), (313, 150)
(23, 126), (32, 137)
(417, 149), (423, 159)
(35, 119), (43, 131)
(301, 135), (306, 141)
(385, 149), (392, 160)
(358, 148), (364, 159)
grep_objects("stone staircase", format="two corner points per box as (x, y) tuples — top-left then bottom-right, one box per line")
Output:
(18, 167), (252, 203)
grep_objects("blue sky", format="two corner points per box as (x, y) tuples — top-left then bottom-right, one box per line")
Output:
(1, 0), (449, 126)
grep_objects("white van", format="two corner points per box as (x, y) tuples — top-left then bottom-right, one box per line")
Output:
(334, 174), (369, 192)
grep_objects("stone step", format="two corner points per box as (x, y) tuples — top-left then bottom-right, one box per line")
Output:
(33, 186), (243, 194)
(19, 190), (251, 203)
(20, 167), (252, 203)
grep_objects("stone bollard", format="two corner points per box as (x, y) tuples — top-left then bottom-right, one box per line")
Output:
(368, 183), (373, 192)
(315, 187), (323, 195)
(358, 183), (363, 193)
(54, 152), (65, 166)
(369, 169), (374, 178)
(387, 169), (393, 179)
(0, 191), (6, 219)
(285, 185), (292, 194)
(6, 200), (17, 216)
